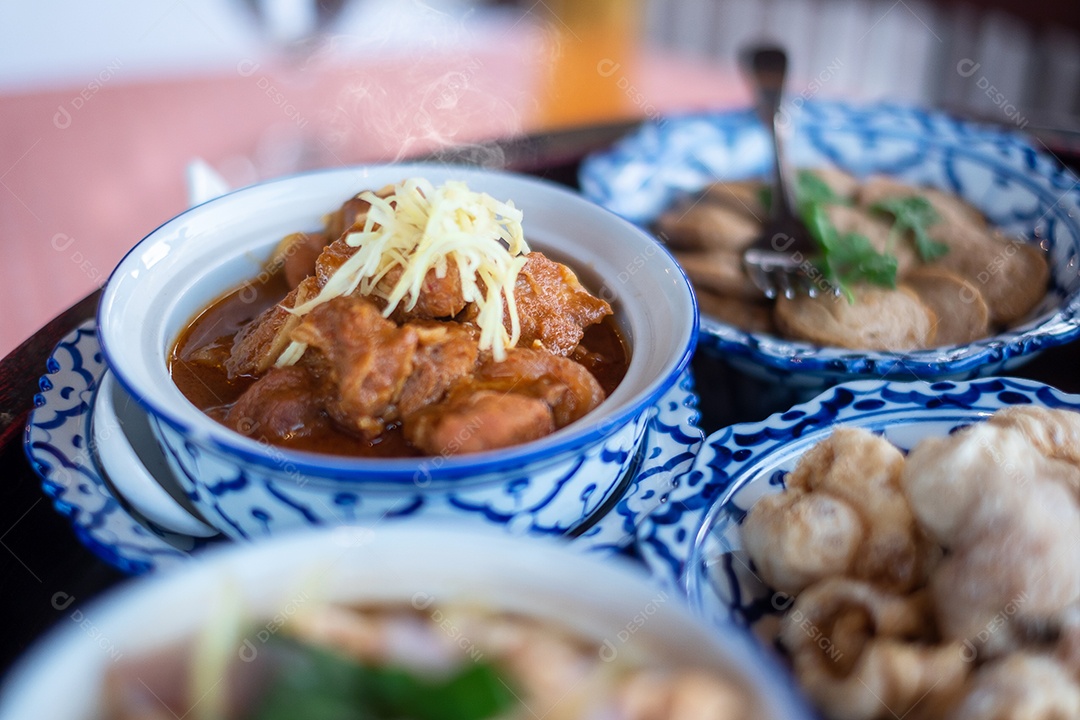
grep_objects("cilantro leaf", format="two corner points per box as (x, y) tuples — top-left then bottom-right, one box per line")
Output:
(757, 169), (904, 300)
(250, 637), (516, 720)
(827, 233), (899, 287)
(803, 202), (897, 301)
(359, 661), (516, 720)
(794, 169), (846, 209)
(250, 640), (369, 720)
(870, 196), (948, 261)
(758, 169), (849, 213)
(757, 184), (772, 212)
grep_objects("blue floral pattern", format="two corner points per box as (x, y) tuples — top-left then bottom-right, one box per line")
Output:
(25, 322), (702, 573)
(155, 414), (649, 540)
(575, 370), (703, 552)
(581, 101), (1080, 388)
(25, 322), (198, 573)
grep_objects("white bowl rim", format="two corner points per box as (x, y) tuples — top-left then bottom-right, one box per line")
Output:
(98, 163), (698, 483)
(90, 370), (219, 537)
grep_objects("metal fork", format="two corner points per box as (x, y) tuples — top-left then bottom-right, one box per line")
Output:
(740, 45), (821, 299)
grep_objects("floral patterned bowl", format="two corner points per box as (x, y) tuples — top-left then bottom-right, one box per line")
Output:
(97, 164), (697, 540)
(581, 101), (1080, 394)
(631, 376), (1080, 632)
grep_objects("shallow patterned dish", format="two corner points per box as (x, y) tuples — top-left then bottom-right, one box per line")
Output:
(631, 376), (1080, 628)
(24, 323), (201, 574)
(581, 101), (1080, 389)
(25, 321), (703, 574)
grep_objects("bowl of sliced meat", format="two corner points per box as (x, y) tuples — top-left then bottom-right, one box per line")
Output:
(581, 101), (1080, 395)
(97, 164), (697, 539)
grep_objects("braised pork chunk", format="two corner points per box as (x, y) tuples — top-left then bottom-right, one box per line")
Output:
(509, 252), (612, 356)
(290, 296), (419, 438)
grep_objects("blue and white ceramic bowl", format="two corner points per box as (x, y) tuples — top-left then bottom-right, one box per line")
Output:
(98, 164), (697, 540)
(633, 377), (1080, 632)
(581, 101), (1080, 390)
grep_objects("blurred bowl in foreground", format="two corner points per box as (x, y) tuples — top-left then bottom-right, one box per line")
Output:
(0, 526), (810, 719)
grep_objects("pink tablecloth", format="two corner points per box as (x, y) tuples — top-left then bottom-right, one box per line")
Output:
(0, 39), (744, 358)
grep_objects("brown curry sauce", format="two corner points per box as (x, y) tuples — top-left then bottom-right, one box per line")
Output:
(169, 270), (629, 458)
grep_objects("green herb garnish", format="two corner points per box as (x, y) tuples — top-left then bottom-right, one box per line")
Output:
(803, 202), (898, 301)
(758, 171), (950, 299)
(758, 169), (850, 213)
(795, 170), (847, 210)
(869, 195), (948, 261)
(760, 170), (886, 299)
(249, 637), (516, 720)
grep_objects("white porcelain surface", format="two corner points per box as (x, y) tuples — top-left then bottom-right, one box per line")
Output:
(92, 371), (217, 538)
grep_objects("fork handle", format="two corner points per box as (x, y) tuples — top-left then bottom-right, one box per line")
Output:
(743, 46), (799, 222)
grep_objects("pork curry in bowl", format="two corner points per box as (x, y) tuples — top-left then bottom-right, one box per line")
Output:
(98, 164), (697, 540)
(170, 177), (628, 459)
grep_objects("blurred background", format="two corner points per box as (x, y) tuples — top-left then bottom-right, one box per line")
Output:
(1, 0), (1078, 358)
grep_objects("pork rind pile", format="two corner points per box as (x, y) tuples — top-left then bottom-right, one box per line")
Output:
(739, 408), (1080, 719)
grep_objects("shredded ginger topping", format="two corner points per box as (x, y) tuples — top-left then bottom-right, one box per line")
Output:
(275, 178), (529, 367)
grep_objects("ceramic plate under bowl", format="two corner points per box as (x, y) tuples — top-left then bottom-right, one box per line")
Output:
(26, 321), (704, 573)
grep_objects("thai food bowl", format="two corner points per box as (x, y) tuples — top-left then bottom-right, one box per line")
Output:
(97, 164), (697, 540)
(674, 376), (1080, 623)
(581, 102), (1080, 398)
(0, 526), (811, 719)
(647, 376), (1080, 720)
